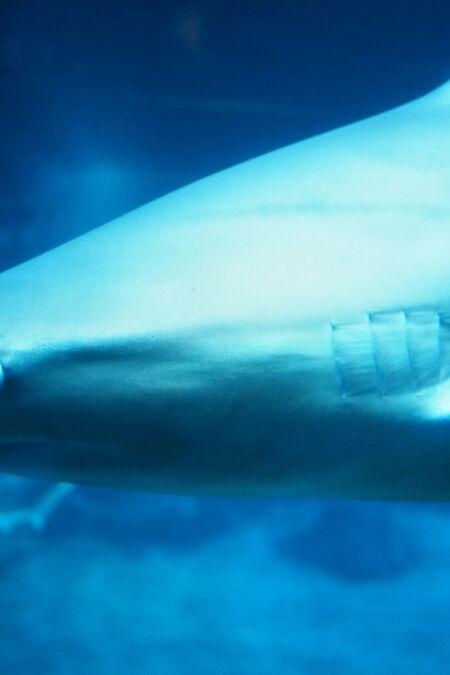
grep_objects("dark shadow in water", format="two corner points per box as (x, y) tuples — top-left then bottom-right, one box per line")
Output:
(276, 501), (419, 582)
(44, 489), (270, 553)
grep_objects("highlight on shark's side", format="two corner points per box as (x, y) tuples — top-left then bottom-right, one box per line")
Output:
(1, 80), (449, 500)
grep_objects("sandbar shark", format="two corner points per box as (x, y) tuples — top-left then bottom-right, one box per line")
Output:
(1, 80), (449, 499)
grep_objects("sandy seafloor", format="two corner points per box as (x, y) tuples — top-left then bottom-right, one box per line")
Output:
(1, 481), (449, 674)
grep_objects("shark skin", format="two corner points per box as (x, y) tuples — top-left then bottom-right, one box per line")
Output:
(0, 80), (450, 500)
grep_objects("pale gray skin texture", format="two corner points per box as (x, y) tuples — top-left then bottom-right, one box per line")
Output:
(1, 80), (450, 500)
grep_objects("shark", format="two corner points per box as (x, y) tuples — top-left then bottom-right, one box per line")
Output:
(0, 79), (449, 500)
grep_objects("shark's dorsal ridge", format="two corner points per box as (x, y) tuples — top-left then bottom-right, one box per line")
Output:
(422, 78), (450, 106)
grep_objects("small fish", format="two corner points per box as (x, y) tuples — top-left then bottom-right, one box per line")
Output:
(1, 80), (449, 499)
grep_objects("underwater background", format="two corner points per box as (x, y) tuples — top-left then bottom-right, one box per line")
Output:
(1, 2), (450, 673)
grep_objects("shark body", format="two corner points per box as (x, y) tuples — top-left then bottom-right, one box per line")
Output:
(1, 81), (450, 499)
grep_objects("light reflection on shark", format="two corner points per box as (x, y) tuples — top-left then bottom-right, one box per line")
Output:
(1, 80), (450, 500)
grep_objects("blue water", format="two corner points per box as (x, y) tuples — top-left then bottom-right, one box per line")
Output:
(1, 2), (450, 673)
